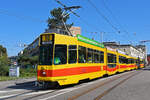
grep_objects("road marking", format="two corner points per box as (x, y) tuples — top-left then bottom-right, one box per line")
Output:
(0, 89), (25, 93)
(38, 87), (80, 100)
(0, 90), (56, 99)
(39, 90), (72, 100)
(25, 90), (55, 95)
(0, 94), (20, 99)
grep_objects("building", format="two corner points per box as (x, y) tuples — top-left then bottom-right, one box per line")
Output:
(147, 54), (150, 65)
(70, 26), (81, 36)
(103, 42), (147, 61)
(45, 26), (81, 36)
(18, 37), (39, 57)
(25, 37), (39, 56)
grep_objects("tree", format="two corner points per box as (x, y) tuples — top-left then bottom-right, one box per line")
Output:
(0, 56), (9, 76)
(46, 7), (73, 31)
(0, 45), (7, 57)
(0, 45), (9, 76)
(17, 55), (38, 68)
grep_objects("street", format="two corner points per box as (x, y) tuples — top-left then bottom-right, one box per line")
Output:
(0, 67), (150, 100)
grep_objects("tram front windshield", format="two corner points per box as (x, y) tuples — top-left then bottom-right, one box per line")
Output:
(39, 34), (54, 65)
(39, 45), (53, 65)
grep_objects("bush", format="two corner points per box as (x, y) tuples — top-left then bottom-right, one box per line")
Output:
(17, 55), (38, 68)
(20, 67), (37, 77)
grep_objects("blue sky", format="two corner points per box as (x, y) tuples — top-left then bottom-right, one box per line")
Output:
(0, 0), (150, 56)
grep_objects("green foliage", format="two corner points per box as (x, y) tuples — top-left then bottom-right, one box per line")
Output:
(17, 55), (38, 68)
(0, 45), (7, 56)
(0, 76), (19, 81)
(0, 67), (37, 81)
(0, 45), (9, 76)
(20, 67), (36, 77)
(47, 7), (73, 30)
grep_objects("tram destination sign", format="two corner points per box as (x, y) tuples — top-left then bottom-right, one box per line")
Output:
(77, 34), (104, 48)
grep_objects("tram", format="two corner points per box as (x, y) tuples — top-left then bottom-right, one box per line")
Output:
(37, 33), (144, 87)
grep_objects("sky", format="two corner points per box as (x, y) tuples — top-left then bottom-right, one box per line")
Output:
(0, 0), (150, 56)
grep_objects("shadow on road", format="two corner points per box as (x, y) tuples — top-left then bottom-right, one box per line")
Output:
(142, 67), (150, 71)
(7, 81), (39, 91)
(7, 80), (76, 91)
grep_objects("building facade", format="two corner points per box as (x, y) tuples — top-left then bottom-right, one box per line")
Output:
(70, 26), (81, 36)
(103, 42), (147, 61)
(19, 26), (81, 57)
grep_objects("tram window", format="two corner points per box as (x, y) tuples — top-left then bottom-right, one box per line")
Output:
(132, 59), (134, 63)
(113, 55), (117, 63)
(78, 46), (86, 63)
(54, 45), (67, 65)
(94, 50), (100, 63)
(142, 60), (144, 64)
(136, 59), (138, 63)
(140, 60), (142, 64)
(128, 59), (131, 64)
(119, 56), (122, 63)
(87, 48), (93, 63)
(125, 58), (128, 64)
(68, 45), (77, 64)
(119, 56), (126, 64)
(107, 53), (112, 63)
(134, 59), (136, 63)
(127, 59), (129, 64)
(100, 51), (104, 63)
(107, 53), (116, 63)
(39, 45), (53, 65)
(130, 59), (133, 64)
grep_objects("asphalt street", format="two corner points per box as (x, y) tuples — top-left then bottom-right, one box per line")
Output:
(0, 67), (150, 100)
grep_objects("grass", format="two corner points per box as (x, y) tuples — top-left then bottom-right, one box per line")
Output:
(0, 68), (37, 81)
(0, 76), (19, 81)
(0, 75), (37, 81)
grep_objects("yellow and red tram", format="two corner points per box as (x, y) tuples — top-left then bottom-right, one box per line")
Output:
(140, 59), (145, 68)
(37, 33), (144, 87)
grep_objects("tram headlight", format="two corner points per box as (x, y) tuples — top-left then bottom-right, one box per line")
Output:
(42, 71), (46, 75)
(42, 70), (46, 76)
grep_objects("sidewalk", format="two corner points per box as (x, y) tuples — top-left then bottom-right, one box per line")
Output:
(0, 77), (36, 89)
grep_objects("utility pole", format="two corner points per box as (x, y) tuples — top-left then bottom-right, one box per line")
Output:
(90, 32), (104, 43)
(100, 32), (104, 43)
(61, 6), (81, 36)
(91, 32), (97, 40)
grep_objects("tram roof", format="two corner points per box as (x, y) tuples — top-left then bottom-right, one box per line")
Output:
(41, 33), (105, 48)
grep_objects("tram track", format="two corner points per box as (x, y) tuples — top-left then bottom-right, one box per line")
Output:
(94, 71), (141, 100)
(67, 70), (142, 100)
(0, 88), (57, 100)
(0, 70), (143, 100)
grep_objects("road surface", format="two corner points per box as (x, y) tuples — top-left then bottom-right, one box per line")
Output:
(0, 67), (150, 100)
